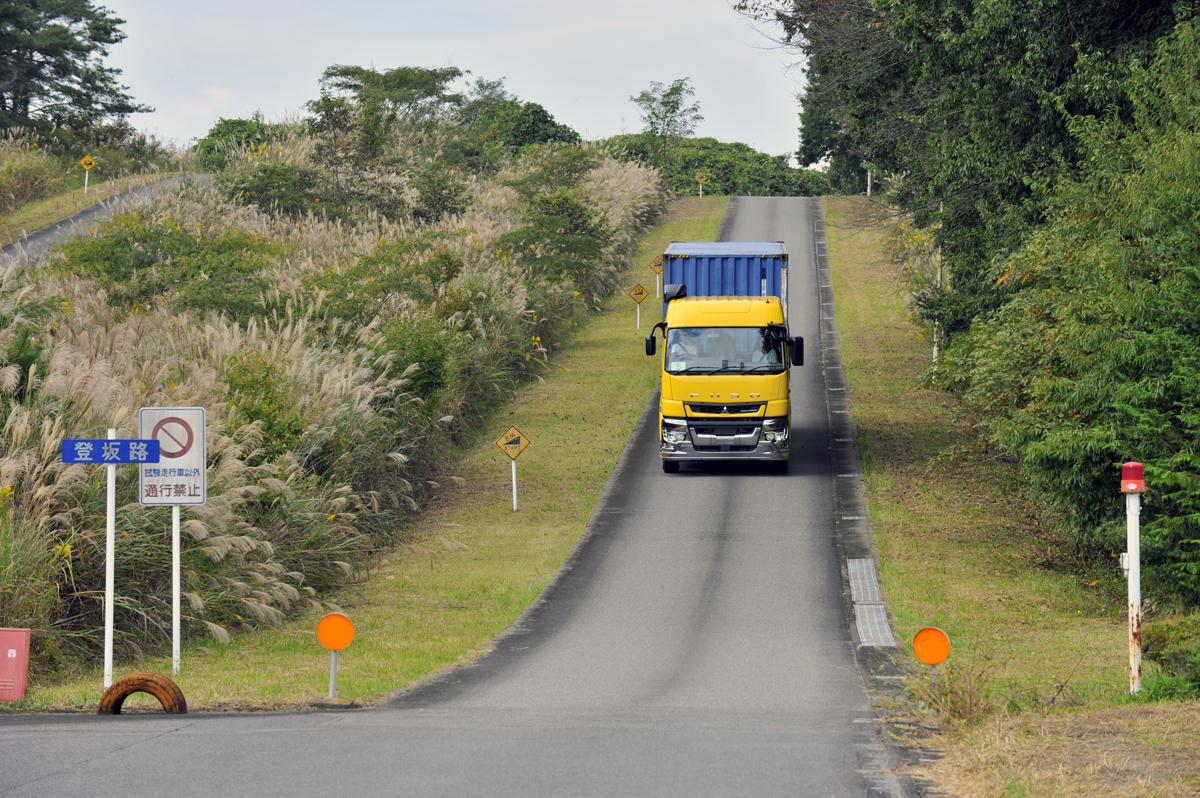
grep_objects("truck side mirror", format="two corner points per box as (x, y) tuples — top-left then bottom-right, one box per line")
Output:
(789, 336), (804, 367)
(645, 335), (657, 357)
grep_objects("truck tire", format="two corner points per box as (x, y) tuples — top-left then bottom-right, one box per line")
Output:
(772, 460), (789, 474)
(662, 460), (680, 474)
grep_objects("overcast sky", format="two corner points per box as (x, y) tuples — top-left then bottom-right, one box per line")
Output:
(102, 0), (805, 157)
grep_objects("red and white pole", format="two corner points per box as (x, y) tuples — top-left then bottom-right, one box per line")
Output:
(1121, 461), (1144, 694)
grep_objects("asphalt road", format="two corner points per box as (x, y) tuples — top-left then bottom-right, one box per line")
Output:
(0, 174), (199, 264)
(0, 196), (902, 797)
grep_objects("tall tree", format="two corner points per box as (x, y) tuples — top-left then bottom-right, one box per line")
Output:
(738, 0), (1185, 334)
(0, 0), (149, 130)
(630, 78), (703, 186)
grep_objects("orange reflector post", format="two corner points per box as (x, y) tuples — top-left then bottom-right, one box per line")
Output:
(316, 612), (355, 651)
(913, 626), (951, 667)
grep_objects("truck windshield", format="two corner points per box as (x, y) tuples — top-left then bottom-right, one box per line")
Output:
(665, 327), (785, 374)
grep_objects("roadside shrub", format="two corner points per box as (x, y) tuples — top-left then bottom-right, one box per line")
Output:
(195, 116), (283, 171)
(308, 235), (463, 324)
(411, 164), (469, 223)
(222, 350), (306, 463)
(0, 144), (67, 213)
(375, 312), (463, 403)
(223, 163), (322, 217)
(498, 189), (611, 288)
(55, 213), (274, 320)
(1143, 615), (1200, 690)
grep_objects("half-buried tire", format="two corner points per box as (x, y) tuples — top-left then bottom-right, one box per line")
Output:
(97, 672), (187, 715)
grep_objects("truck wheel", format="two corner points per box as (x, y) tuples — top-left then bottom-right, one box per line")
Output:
(662, 461), (680, 474)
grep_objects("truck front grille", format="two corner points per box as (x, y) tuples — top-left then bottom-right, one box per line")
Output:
(687, 402), (764, 415)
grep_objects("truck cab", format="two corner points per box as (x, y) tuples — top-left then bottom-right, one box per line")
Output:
(644, 242), (802, 473)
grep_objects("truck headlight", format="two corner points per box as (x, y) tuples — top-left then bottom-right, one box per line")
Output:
(662, 418), (688, 444)
(762, 417), (789, 442)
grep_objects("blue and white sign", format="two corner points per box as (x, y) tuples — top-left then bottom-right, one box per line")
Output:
(62, 439), (161, 464)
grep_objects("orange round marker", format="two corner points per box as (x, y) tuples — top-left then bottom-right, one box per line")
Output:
(316, 612), (355, 651)
(913, 626), (951, 667)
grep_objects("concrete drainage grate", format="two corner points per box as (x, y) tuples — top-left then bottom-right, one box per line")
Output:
(854, 603), (897, 648)
(847, 558), (896, 648)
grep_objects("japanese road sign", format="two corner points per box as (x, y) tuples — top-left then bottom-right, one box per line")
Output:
(62, 439), (160, 464)
(628, 283), (649, 304)
(138, 407), (206, 505)
(495, 425), (530, 460)
(649, 256), (663, 275)
(79, 155), (96, 171)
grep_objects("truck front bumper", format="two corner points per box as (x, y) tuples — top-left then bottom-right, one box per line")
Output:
(659, 417), (789, 462)
(660, 438), (789, 462)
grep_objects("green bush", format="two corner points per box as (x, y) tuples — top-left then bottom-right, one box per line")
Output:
(308, 235), (463, 324)
(498, 190), (611, 285)
(0, 145), (67, 213)
(194, 117), (281, 171)
(222, 350), (306, 463)
(411, 165), (469, 223)
(221, 163), (322, 217)
(56, 213), (274, 320)
(1143, 615), (1200, 689)
(376, 312), (464, 403)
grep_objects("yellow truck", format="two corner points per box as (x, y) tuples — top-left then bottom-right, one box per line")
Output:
(644, 242), (803, 473)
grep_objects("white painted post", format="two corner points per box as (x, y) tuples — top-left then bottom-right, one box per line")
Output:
(328, 650), (338, 700)
(104, 428), (116, 689)
(84, 170), (90, 194)
(866, 171), (873, 197)
(656, 275), (661, 299)
(1127, 490), (1142, 694)
(1121, 461), (1144, 694)
(511, 459), (518, 512)
(636, 303), (641, 331)
(172, 504), (181, 676)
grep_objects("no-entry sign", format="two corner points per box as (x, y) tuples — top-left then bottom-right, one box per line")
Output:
(139, 407), (206, 505)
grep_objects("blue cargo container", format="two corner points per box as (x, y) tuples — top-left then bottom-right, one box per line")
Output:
(661, 241), (788, 319)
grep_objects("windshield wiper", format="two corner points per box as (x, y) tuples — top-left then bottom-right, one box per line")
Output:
(738, 364), (785, 373)
(672, 366), (725, 374)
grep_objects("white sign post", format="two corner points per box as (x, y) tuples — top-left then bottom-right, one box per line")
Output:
(139, 407), (207, 676)
(104, 428), (115, 688)
(1120, 461), (1145, 694)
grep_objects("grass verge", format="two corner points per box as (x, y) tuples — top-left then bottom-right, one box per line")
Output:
(824, 195), (1200, 795)
(0, 174), (167, 248)
(9, 196), (727, 712)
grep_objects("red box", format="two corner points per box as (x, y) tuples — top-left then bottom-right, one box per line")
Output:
(0, 627), (31, 701)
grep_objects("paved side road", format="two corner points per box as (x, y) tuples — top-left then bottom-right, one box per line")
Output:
(0, 196), (906, 797)
(0, 174), (200, 265)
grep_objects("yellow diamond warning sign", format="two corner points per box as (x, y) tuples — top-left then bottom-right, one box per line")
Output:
(649, 256), (663, 275)
(495, 425), (530, 460)
(79, 155), (96, 171)
(628, 283), (649, 304)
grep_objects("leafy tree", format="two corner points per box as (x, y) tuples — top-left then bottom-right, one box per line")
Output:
(315, 64), (465, 157)
(943, 21), (1200, 603)
(630, 78), (703, 186)
(0, 0), (149, 130)
(739, 0), (1185, 333)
